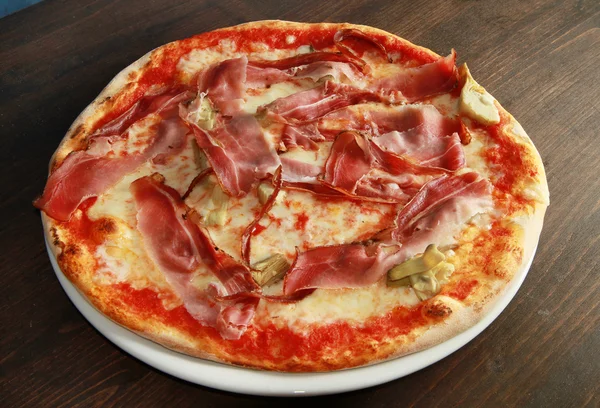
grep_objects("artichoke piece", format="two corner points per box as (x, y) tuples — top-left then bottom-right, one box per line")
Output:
(193, 95), (216, 130)
(257, 182), (275, 205)
(252, 254), (290, 286)
(459, 64), (500, 125)
(184, 93), (216, 130)
(432, 262), (455, 285)
(204, 184), (229, 226)
(410, 270), (441, 301)
(387, 244), (445, 282)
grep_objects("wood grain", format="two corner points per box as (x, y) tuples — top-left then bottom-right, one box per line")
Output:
(1, 0), (598, 406)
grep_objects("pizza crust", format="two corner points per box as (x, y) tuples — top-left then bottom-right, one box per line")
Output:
(40, 20), (549, 372)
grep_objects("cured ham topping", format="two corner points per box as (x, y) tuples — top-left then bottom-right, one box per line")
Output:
(283, 172), (492, 293)
(92, 90), (193, 138)
(197, 56), (248, 116)
(283, 244), (388, 295)
(34, 145), (146, 222)
(370, 51), (459, 101)
(260, 81), (385, 123)
(373, 131), (464, 171)
(323, 132), (446, 203)
(280, 123), (325, 151)
(248, 51), (366, 72)
(381, 172), (493, 260)
(320, 103), (461, 137)
(334, 28), (392, 62)
(186, 114), (280, 197)
(35, 91), (192, 221)
(245, 64), (293, 88)
(131, 174), (259, 340)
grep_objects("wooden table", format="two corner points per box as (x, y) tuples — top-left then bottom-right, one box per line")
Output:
(1, 0), (599, 405)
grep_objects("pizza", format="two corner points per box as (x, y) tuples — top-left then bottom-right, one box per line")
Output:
(35, 21), (549, 372)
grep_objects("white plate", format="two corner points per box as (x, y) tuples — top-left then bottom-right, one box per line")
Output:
(47, 237), (536, 396)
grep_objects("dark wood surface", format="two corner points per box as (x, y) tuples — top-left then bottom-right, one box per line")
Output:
(1, 0), (599, 406)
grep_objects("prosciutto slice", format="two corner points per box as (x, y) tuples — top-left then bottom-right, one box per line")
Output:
(35, 91), (193, 221)
(198, 56), (249, 116)
(246, 61), (361, 88)
(294, 61), (363, 83)
(131, 174), (259, 340)
(34, 144), (146, 221)
(92, 90), (193, 138)
(334, 28), (391, 62)
(245, 64), (293, 88)
(283, 173), (493, 294)
(320, 103), (460, 136)
(323, 132), (444, 203)
(283, 244), (389, 295)
(381, 172), (493, 259)
(260, 81), (385, 123)
(374, 131), (464, 170)
(281, 123), (325, 151)
(248, 51), (365, 72)
(187, 114), (280, 197)
(370, 51), (459, 101)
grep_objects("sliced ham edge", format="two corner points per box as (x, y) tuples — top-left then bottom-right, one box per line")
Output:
(283, 244), (391, 295)
(35, 91), (193, 222)
(91, 90), (194, 139)
(130, 174), (260, 340)
(248, 51), (366, 72)
(197, 56), (248, 116)
(185, 114), (281, 197)
(321, 131), (448, 203)
(370, 50), (459, 102)
(260, 81), (388, 123)
(386, 171), (493, 245)
(334, 28), (392, 62)
(282, 171), (493, 295)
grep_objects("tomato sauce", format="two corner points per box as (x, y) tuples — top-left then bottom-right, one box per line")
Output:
(447, 279), (478, 301)
(480, 114), (537, 195)
(294, 212), (309, 231)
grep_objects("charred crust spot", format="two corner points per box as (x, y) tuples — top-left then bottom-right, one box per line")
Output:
(425, 302), (453, 319)
(70, 123), (87, 139)
(63, 244), (80, 256)
(50, 227), (65, 250)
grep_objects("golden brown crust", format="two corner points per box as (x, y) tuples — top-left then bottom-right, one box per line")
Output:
(41, 20), (549, 372)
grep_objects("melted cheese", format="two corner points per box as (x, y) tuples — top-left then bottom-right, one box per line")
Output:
(258, 281), (420, 331)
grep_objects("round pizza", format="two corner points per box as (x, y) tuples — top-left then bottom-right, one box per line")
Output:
(35, 21), (549, 372)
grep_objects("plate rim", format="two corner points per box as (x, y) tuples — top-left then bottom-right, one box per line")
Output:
(46, 235), (537, 397)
